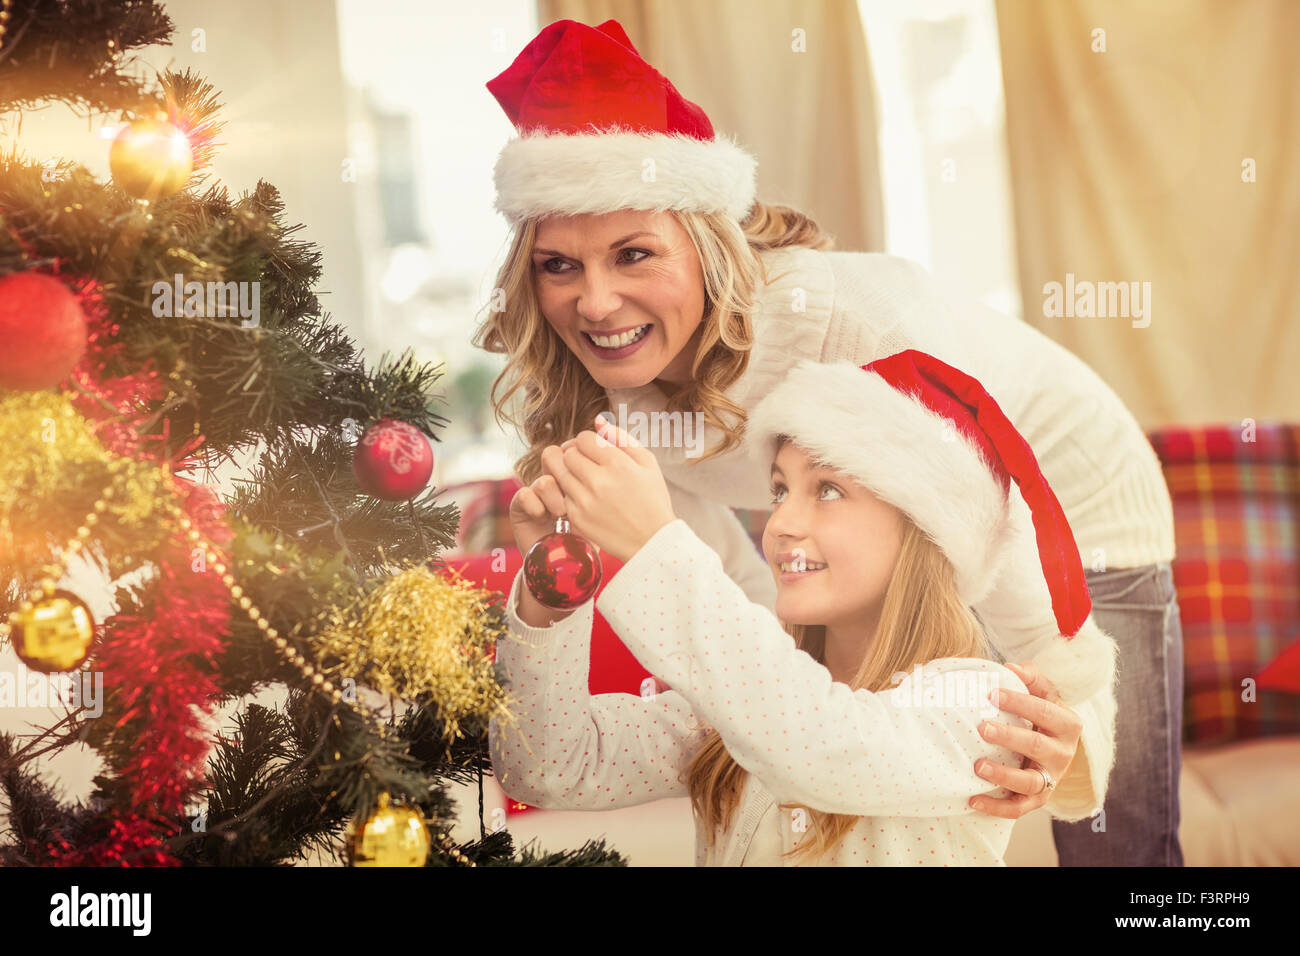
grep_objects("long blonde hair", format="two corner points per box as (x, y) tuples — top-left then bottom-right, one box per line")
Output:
(685, 435), (990, 864)
(472, 202), (835, 483)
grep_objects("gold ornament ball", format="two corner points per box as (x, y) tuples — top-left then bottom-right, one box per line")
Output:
(9, 589), (96, 673)
(347, 793), (431, 867)
(109, 118), (194, 200)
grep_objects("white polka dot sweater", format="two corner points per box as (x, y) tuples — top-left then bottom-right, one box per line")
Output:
(489, 518), (1036, 866)
(603, 244), (1139, 822)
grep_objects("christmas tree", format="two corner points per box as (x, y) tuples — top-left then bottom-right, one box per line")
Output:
(0, 0), (623, 867)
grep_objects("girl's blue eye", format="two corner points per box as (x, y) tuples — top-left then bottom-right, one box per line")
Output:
(769, 481), (842, 504)
(540, 248), (651, 274)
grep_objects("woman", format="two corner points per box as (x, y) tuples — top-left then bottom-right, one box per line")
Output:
(476, 18), (1182, 865)
(492, 351), (1114, 865)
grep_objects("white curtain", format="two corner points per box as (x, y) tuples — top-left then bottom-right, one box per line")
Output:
(997, 0), (1300, 427)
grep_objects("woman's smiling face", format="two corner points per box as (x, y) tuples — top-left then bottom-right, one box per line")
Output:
(762, 440), (905, 630)
(532, 210), (707, 390)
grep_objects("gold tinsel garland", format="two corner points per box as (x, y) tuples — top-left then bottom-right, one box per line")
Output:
(308, 564), (510, 741)
(0, 390), (169, 569)
(1, 389), (497, 864)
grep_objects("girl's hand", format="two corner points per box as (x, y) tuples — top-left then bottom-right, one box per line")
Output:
(507, 473), (568, 557)
(969, 661), (1084, 818)
(507, 473), (582, 627)
(542, 414), (676, 563)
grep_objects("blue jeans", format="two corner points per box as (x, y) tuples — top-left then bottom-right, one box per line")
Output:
(1050, 562), (1185, 866)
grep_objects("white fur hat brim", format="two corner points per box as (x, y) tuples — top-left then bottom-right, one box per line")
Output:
(745, 359), (1015, 606)
(492, 126), (758, 225)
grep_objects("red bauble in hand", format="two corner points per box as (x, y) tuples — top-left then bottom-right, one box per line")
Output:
(352, 418), (434, 500)
(523, 517), (602, 609)
(0, 272), (89, 390)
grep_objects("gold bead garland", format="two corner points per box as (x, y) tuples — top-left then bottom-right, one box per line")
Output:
(0, 0), (12, 56)
(159, 490), (354, 708)
(154, 476), (475, 866)
(2, 459), (127, 645)
(2, 384), (476, 862)
(1, 443), (475, 865)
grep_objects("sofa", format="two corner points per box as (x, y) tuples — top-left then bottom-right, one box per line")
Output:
(441, 422), (1300, 865)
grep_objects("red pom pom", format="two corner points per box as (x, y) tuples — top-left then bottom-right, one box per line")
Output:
(351, 418), (434, 500)
(0, 272), (89, 390)
(1260, 634), (1300, 694)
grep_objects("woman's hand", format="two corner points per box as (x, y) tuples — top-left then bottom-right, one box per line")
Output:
(969, 661), (1084, 818)
(543, 414), (676, 563)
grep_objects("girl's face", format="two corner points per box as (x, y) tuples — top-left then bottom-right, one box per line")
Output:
(532, 210), (707, 390)
(762, 441), (905, 629)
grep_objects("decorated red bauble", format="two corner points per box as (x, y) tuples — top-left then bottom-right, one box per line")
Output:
(523, 517), (603, 609)
(0, 272), (89, 390)
(351, 418), (434, 500)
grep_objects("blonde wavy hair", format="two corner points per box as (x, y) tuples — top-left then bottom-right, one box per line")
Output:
(472, 201), (835, 483)
(684, 435), (991, 865)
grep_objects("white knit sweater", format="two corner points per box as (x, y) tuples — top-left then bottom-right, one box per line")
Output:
(490, 519), (1034, 866)
(601, 245), (1174, 823)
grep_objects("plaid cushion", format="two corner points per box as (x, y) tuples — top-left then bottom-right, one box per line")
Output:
(1148, 424), (1300, 745)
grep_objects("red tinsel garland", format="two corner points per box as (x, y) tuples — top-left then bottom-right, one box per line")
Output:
(34, 271), (233, 865)
(67, 276), (170, 455)
(97, 476), (232, 816)
(44, 815), (182, 867)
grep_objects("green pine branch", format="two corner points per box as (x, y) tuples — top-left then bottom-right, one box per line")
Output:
(0, 4), (624, 867)
(0, 0), (174, 116)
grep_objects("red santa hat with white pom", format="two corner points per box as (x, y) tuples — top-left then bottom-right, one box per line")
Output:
(485, 18), (758, 226)
(746, 349), (1118, 707)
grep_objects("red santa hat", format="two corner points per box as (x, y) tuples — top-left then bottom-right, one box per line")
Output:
(485, 19), (758, 226)
(747, 349), (1116, 705)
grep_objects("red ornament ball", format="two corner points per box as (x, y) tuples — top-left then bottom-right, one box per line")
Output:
(0, 272), (89, 391)
(352, 418), (434, 500)
(523, 518), (603, 609)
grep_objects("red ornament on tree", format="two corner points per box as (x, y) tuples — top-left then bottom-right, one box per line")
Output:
(352, 418), (434, 500)
(523, 517), (603, 609)
(0, 272), (89, 390)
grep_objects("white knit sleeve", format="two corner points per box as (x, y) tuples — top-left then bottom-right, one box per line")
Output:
(595, 519), (1035, 817)
(663, 477), (777, 613)
(488, 569), (710, 811)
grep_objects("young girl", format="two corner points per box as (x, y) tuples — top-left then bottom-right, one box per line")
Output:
(489, 350), (1117, 866)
